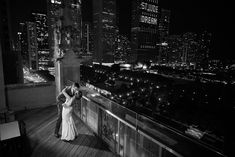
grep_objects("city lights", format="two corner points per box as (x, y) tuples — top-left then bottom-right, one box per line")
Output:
(0, 1), (234, 157)
(51, 0), (61, 5)
(23, 66), (46, 83)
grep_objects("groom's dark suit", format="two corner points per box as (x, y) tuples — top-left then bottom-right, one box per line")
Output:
(54, 86), (74, 136)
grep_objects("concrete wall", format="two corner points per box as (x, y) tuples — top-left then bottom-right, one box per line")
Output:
(5, 82), (56, 111)
(0, 43), (6, 111)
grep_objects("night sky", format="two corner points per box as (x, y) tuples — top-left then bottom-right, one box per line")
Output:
(8, 0), (233, 59)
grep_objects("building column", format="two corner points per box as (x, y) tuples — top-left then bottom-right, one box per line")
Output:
(55, 51), (82, 96)
(0, 43), (6, 111)
(53, 0), (83, 95)
(61, 51), (81, 86)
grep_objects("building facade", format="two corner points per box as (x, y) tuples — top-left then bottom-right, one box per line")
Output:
(82, 21), (93, 57)
(161, 32), (211, 69)
(17, 22), (39, 71)
(158, 8), (170, 41)
(26, 22), (38, 70)
(196, 31), (211, 68)
(161, 35), (182, 65)
(131, 0), (159, 62)
(17, 23), (28, 64)
(93, 0), (117, 63)
(114, 34), (131, 63)
(158, 8), (171, 63)
(31, 13), (52, 70)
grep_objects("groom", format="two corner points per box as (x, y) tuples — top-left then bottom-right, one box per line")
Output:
(54, 82), (81, 138)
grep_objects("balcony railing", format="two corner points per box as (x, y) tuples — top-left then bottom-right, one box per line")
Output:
(75, 83), (226, 157)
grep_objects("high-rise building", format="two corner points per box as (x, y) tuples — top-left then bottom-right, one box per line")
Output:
(196, 31), (211, 68)
(181, 32), (198, 64)
(158, 8), (171, 63)
(18, 23), (28, 63)
(131, 0), (159, 62)
(31, 13), (52, 70)
(26, 22), (38, 70)
(93, 0), (117, 63)
(0, 0), (23, 84)
(165, 35), (183, 64)
(82, 21), (93, 57)
(159, 8), (170, 41)
(162, 32), (211, 68)
(17, 22), (32, 69)
(114, 34), (131, 63)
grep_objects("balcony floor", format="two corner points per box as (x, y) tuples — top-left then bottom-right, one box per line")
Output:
(15, 105), (116, 157)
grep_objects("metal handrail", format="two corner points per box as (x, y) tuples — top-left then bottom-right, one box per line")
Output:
(65, 80), (226, 157)
(80, 82), (227, 157)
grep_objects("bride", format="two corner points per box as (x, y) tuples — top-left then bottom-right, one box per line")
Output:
(61, 87), (79, 141)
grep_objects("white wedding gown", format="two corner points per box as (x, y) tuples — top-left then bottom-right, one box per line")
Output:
(61, 99), (78, 141)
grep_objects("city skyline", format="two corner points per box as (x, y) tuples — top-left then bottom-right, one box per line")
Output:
(8, 0), (232, 59)
(1, 1), (234, 156)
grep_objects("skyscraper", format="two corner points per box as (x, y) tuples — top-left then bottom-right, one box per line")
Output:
(158, 8), (170, 63)
(93, 0), (117, 63)
(159, 8), (170, 41)
(82, 21), (93, 57)
(164, 34), (182, 64)
(31, 13), (52, 70)
(26, 21), (38, 70)
(17, 24), (25, 53)
(114, 34), (131, 63)
(18, 23), (28, 61)
(17, 22), (33, 69)
(131, 0), (159, 62)
(196, 31), (211, 67)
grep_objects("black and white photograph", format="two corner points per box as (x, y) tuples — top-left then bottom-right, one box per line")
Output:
(0, 0), (233, 157)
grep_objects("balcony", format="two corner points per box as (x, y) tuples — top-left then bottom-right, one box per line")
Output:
(77, 85), (227, 157)
(1, 83), (116, 157)
(0, 83), (228, 157)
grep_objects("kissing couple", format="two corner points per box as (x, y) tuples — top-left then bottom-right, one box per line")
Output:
(54, 82), (82, 142)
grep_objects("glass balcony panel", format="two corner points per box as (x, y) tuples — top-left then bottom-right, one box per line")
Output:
(101, 110), (118, 153)
(110, 101), (137, 127)
(86, 101), (99, 133)
(74, 97), (81, 117)
(81, 97), (88, 123)
(119, 122), (125, 157)
(137, 133), (160, 157)
(162, 148), (178, 157)
(120, 123), (137, 157)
